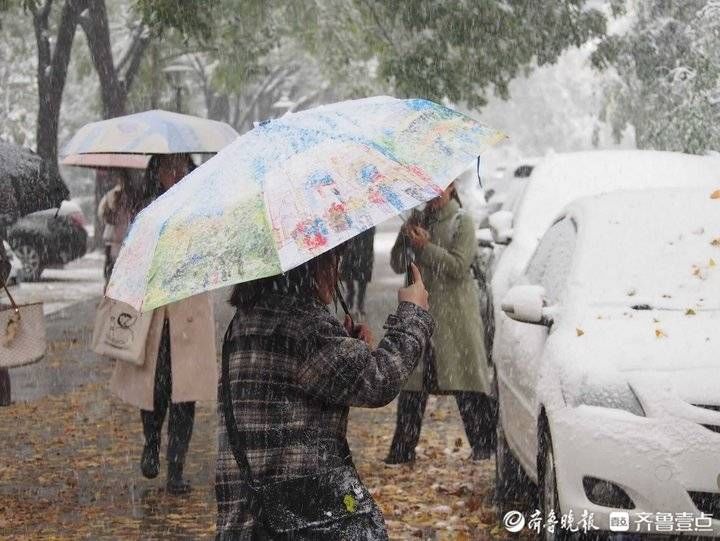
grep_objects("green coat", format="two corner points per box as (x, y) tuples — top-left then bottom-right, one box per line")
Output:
(391, 199), (490, 393)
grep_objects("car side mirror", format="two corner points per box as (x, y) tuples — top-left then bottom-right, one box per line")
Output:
(501, 285), (553, 326)
(476, 228), (494, 248)
(489, 210), (513, 245)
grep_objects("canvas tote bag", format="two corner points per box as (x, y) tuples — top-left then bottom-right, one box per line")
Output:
(0, 281), (46, 368)
(92, 297), (152, 366)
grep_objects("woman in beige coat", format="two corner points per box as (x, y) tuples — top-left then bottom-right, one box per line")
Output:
(110, 154), (217, 495)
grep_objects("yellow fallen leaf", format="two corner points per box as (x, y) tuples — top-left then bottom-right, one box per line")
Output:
(576, 328), (585, 337)
(686, 308), (697, 316)
(343, 494), (357, 513)
(655, 329), (667, 338)
(710, 258), (717, 267)
(712, 189), (720, 199)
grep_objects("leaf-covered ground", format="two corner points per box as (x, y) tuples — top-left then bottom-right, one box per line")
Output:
(0, 353), (533, 540)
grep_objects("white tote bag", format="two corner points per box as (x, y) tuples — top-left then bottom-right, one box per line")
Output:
(92, 297), (152, 366)
(0, 284), (46, 368)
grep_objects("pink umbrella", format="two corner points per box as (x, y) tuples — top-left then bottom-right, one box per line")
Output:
(61, 153), (150, 170)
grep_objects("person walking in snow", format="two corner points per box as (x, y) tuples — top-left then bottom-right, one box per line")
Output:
(216, 244), (432, 539)
(385, 181), (495, 464)
(109, 154), (217, 495)
(97, 169), (143, 286)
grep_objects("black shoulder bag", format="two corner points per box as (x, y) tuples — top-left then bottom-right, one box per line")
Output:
(220, 323), (381, 539)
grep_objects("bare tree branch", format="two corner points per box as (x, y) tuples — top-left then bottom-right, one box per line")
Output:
(121, 33), (150, 91)
(116, 24), (144, 74)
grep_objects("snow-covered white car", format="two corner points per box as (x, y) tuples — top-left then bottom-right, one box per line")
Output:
(480, 157), (541, 228)
(494, 187), (720, 537)
(489, 150), (720, 363)
(3, 240), (23, 285)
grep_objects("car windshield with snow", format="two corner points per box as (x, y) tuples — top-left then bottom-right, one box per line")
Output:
(494, 187), (720, 538)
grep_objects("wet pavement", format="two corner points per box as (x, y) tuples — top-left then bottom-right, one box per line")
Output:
(0, 218), (531, 540)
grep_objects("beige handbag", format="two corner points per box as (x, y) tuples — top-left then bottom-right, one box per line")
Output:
(0, 282), (46, 368)
(92, 297), (152, 366)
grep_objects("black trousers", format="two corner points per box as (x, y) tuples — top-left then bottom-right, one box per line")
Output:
(388, 350), (496, 458)
(140, 321), (195, 466)
(103, 245), (115, 285)
(345, 280), (368, 312)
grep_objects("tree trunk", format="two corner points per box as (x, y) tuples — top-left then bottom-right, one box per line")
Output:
(80, 0), (151, 249)
(31, 0), (88, 174)
(81, 0), (150, 119)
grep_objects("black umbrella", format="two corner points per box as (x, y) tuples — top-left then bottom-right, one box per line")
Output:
(0, 141), (69, 226)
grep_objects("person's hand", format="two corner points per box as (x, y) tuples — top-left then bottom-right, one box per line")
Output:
(344, 315), (375, 346)
(407, 225), (430, 249)
(398, 262), (429, 310)
(400, 221), (415, 236)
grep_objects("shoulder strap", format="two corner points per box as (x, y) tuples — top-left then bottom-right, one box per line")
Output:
(220, 318), (255, 486)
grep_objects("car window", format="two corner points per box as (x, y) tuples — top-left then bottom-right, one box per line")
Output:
(525, 217), (577, 304)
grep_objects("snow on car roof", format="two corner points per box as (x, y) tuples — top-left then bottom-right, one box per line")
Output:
(513, 150), (720, 248)
(568, 187), (720, 309)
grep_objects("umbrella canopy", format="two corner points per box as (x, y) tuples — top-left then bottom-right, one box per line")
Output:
(0, 141), (69, 225)
(61, 153), (150, 170)
(61, 110), (239, 156)
(107, 97), (505, 311)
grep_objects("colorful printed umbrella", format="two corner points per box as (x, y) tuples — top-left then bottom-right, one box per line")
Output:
(107, 97), (505, 311)
(62, 110), (239, 156)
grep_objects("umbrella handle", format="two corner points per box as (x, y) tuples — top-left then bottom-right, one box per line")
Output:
(334, 284), (354, 331)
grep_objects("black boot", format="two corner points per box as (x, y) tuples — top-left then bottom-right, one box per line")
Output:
(141, 439), (160, 479)
(0, 368), (11, 407)
(166, 462), (192, 495)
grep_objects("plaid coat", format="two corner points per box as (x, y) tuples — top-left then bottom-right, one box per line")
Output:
(216, 293), (434, 539)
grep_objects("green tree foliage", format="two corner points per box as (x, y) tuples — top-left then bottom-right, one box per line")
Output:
(593, 0), (720, 153)
(188, 0), (608, 131)
(285, 0), (608, 108)
(133, 0), (216, 42)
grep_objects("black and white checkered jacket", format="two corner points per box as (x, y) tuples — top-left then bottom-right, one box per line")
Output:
(215, 293), (434, 539)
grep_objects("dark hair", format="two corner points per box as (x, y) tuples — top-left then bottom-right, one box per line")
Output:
(229, 243), (347, 308)
(145, 154), (196, 198)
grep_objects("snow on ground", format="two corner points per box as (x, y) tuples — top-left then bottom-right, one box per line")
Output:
(7, 251), (104, 315)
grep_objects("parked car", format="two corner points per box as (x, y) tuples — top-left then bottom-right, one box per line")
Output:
(494, 187), (720, 537)
(2, 240), (23, 285)
(482, 157), (541, 213)
(487, 150), (720, 362)
(7, 200), (88, 281)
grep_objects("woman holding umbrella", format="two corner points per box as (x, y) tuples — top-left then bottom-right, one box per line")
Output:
(217, 252), (432, 538)
(1, 142), (68, 406)
(109, 154), (217, 495)
(99, 98), (502, 531)
(63, 110), (237, 493)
